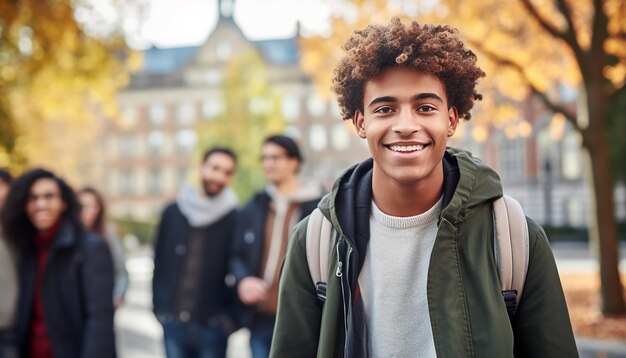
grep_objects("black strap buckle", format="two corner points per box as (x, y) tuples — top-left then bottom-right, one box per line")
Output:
(502, 289), (518, 321)
(316, 282), (327, 304)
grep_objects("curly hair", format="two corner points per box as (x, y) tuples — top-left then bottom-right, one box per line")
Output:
(1, 168), (82, 255)
(332, 17), (485, 121)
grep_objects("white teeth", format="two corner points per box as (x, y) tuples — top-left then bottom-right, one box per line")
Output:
(388, 144), (425, 152)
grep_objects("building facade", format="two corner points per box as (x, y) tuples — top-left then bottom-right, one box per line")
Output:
(100, 4), (624, 228)
(101, 9), (368, 221)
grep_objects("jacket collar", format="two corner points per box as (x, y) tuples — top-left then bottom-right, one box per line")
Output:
(50, 219), (80, 250)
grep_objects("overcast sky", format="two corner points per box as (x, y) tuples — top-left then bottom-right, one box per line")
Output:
(128, 0), (332, 48)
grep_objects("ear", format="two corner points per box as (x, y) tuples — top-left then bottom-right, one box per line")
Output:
(353, 111), (366, 139)
(447, 107), (459, 137)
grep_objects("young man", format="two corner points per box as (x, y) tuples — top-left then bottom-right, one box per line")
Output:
(229, 135), (325, 358)
(271, 19), (578, 357)
(152, 147), (239, 358)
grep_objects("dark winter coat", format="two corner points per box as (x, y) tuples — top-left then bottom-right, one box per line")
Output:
(152, 203), (237, 326)
(15, 220), (116, 358)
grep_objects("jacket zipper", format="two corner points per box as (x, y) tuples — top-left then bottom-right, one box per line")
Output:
(337, 239), (354, 347)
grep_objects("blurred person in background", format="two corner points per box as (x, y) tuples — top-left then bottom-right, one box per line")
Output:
(152, 147), (239, 358)
(229, 135), (325, 358)
(78, 187), (129, 310)
(0, 169), (17, 358)
(0, 169), (116, 358)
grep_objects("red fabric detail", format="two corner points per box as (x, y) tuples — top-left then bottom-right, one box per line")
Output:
(353, 283), (361, 305)
(29, 221), (61, 358)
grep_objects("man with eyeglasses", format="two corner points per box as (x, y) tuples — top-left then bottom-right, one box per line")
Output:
(229, 135), (325, 358)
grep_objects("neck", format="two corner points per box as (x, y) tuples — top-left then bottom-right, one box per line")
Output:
(274, 176), (300, 195)
(372, 167), (444, 217)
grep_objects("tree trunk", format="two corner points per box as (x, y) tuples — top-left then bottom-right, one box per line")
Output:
(584, 88), (626, 316)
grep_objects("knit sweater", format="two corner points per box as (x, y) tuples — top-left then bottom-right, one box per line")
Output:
(359, 197), (442, 358)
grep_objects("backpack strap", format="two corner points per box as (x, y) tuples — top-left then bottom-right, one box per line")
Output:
(305, 195), (531, 321)
(306, 208), (335, 303)
(493, 195), (530, 320)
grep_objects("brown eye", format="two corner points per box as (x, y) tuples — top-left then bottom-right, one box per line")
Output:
(374, 107), (393, 114)
(417, 105), (436, 112)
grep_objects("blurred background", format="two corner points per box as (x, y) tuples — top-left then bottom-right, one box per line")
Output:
(1, 0), (625, 356)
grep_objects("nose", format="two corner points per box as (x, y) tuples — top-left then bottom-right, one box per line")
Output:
(392, 107), (421, 135)
(34, 197), (48, 208)
(213, 170), (228, 184)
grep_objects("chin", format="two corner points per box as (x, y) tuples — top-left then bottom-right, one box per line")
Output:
(387, 169), (431, 185)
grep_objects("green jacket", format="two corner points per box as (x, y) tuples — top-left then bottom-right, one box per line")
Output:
(271, 148), (578, 357)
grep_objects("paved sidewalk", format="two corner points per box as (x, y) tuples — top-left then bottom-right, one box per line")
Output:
(577, 338), (626, 358)
(553, 241), (626, 357)
(552, 241), (626, 274)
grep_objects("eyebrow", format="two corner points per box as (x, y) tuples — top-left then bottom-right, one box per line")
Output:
(367, 93), (444, 108)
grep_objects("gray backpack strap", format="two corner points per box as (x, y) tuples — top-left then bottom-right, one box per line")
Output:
(493, 194), (530, 319)
(306, 208), (335, 302)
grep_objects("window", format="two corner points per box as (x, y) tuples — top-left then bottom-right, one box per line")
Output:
(149, 104), (167, 125)
(120, 133), (135, 157)
(562, 131), (582, 180)
(120, 106), (138, 127)
(249, 97), (271, 115)
(307, 96), (326, 117)
(176, 130), (197, 155)
(203, 70), (223, 86)
(148, 168), (161, 195)
(284, 125), (301, 140)
(177, 167), (188, 187)
(331, 123), (350, 150)
(309, 124), (327, 151)
(120, 170), (134, 195)
(281, 95), (300, 121)
(148, 131), (165, 156)
(107, 135), (117, 158)
(500, 138), (524, 181)
(566, 197), (584, 227)
(107, 170), (117, 195)
(176, 102), (195, 125)
(202, 97), (223, 119)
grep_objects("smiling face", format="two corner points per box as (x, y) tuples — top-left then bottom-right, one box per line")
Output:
(201, 152), (237, 196)
(26, 178), (67, 233)
(353, 67), (458, 189)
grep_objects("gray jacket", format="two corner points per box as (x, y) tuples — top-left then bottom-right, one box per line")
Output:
(0, 235), (17, 330)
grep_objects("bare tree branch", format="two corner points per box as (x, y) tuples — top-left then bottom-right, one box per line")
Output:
(518, 0), (567, 40)
(555, 0), (582, 50)
(518, 0), (584, 61)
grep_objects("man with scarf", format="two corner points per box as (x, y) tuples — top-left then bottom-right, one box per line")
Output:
(153, 147), (239, 358)
(230, 135), (325, 358)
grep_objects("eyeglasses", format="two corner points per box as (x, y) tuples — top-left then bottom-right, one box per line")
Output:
(28, 192), (62, 203)
(260, 154), (288, 162)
